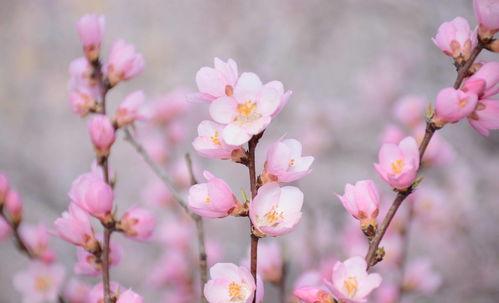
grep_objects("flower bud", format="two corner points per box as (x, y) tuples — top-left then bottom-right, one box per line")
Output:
(117, 207), (155, 241)
(88, 115), (116, 157)
(77, 14), (105, 62)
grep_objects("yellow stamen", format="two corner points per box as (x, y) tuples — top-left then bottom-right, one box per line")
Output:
(390, 159), (405, 174)
(343, 276), (358, 297)
(237, 101), (257, 117)
(289, 159), (296, 167)
(458, 98), (468, 108)
(35, 276), (52, 292)
(264, 205), (284, 225)
(210, 131), (222, 146)
(204, 197), (211, 203)
(228, 281), (242, 298)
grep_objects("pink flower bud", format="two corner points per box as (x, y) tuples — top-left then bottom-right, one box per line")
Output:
(69, 90), (97, 117)
(432, 17), (477, 62)
(13, 261), (66, 303)
(68, 57), (96, 91)
(249, 182), (303, 237)
(204, 263), (257, 303)
(262, 138), (314, 183)
(117, 289), (143, 303)
(117, 207), (155, 241)
(374, 136), (420, 190)
(64, 278), (90, 303)
(20, 223), (56, 263)
(77, 14), (105, 62)
(74, 236), (122, 276)
(336, 180), (380, 230)
(433, 87), (478, 126)
(188, 171), (242, 218)
(87, 282), (125, 303)
(0, 216), (11, 243)
(293, 286), (334, 303)
(468, 97), (499, 136)
(193, 120), (243, 159)
(114, 90), (145, 128)
(465, 61), (499, 98)
(189, 58), (239, 103)
(88, 115), (116, 157)
(0, 172), (10, 203)
(69, 173), (114, 221)
(5, 189), (23, 224)
(473, 0), (499, 40)
(324, 256), (382, 303)
(105, 39), (145, 87)
(54, 204), (98, 251)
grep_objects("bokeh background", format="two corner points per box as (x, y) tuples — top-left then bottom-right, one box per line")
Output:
(1, 0), (498, 302)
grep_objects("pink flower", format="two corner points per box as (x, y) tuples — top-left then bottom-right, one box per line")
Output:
(69, 90), (97, 117)
(402, 258), (442, 294)
(374, 136), (420, 190)
(64, 278), (90, 303)
(432, 17), (477, 62)
(473, 0), (499, 40)
(204, 263), (257, 303)
(77, 14), (105, 62)
(117, 207), (155, 241)
(465, 61), (499, 99)
(54, 204), (98, 251)
(249, 182), (303, 237)
(69, 173), (114, 222)
(324, 256), (382, 303)
(209, 72), (291, 145)
(0, 172), (9, 203)
(88, 114), (116, 157)
(20, 224), (55, 263)
(188, 171), (242, 218)
(468, 98), (499, 136)
(433, 87), (478, 126)
(190, 58), (239, 103)
(0, 216), (11, 243)
(74, 236), (122, 276)
(117, 289), (143, 303)
(336, 180), (380, 230)
(104, 39), (145, 87)
(13, 261), (65, 303)
(114, 90), (145, 128)
(193, 120), (244, 160)
(68, 57), (96, 91)
(294, 286), (335, 303)
(87, 282), (124, 303)
(262, 138), (314, 183)
(393, 95), (426, 128)
(5, 189), (23, 223)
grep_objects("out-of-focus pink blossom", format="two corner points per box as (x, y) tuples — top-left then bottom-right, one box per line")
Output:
(188, 171), (242, 218)
(374, 136), (420, 190)
(104, 39), (145, 87)
(402, 258), (442, 294)
(156, 216), (194, 250)
(324, 256), (382, 303)
(433, 87), (478, 126)
(68, 57), (96, 92)
(87, 282), (125, 303)
(146, 90), (189, 125)
(77, 14), (105, 62)
(206, 238), (224, 267)
(0, 216), (11, 243)
(465, 61), (499, 99)
(64, 278), (90, 303)
(5, 189), (22, 223)
(380, 124), (405, 145)
(191, 58), (239, 103)
(262, 138), (314, 184)
(293, 270), (322, 290)
(117, 207), (155, 241)
(241, 240), (283, 284)
(54, 204), (98, 251)
(432, 17), (477, 62)
(250, 182), (303, 237)
(0, 172), (9, 203)
(375, 283), (399, 303)
(115, 90), (145, 128)
(193, 120), (243, 160)
(167, 120), (188, 144)
(468, 98), (499, 136)
(149, 249), (190, 288)
(209, 72), (291, 145)
(69, 90), (97, 117)
(141, 180), (173, 208)
(69, 172), (114, 222)
(20, 224), (55, 263)
(117, 289), (143, 303)
(204, 263), (257, 303)
(88, 114), (116, 157)
(393, 95), (426, 128)
(139, 131), (170, 164)
(294, 286), (335, 303)
(473, 0), (499, 40)
(336, 180), (380, 231)
(13, 261), (65, 303)
(74, 236), (122, 276)
(415, 125), (455, 166)
(172, 159), (194, 189)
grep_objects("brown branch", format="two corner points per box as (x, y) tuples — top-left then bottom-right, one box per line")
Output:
(364, 44), (484, 270)
(396, 202), (415, 300)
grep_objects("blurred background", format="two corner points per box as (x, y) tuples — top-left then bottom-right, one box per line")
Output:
(1, 0), (498, 302)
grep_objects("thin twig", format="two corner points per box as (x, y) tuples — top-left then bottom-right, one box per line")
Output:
(364, 44), (484, 270)
(396, 202), (415, 299)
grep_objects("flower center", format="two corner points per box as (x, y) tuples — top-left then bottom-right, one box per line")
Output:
(390, 159), (405, 174)
(234, 101), (261, 125)
(289, 159), (296, 167)
(210, 131), (222, 146)
(458, 97), (468, 108)
(35, 276), (52, 292)
(228, 281), (243, 299)
(204, 197), (212, 203)
(262, 205), (284, 226)
(343, 276), (358, 297)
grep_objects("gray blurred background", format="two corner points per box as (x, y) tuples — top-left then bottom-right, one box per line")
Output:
(1, 0), (498, 302)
